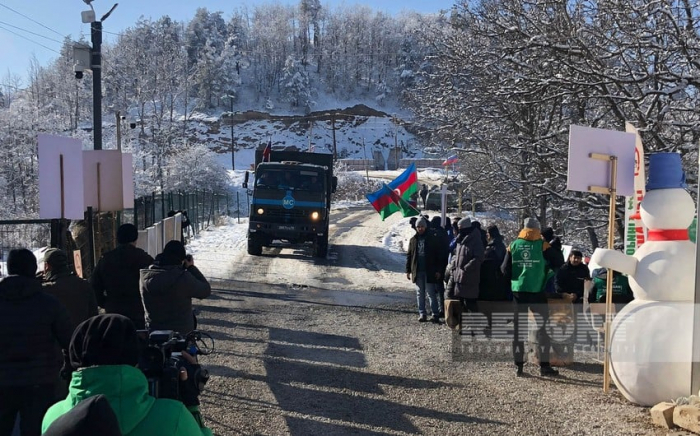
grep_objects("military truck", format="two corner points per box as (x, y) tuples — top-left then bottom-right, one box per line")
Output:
(243, 150), (337, 257)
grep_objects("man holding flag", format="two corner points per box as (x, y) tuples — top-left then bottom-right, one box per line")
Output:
(365, 163), (420, 220)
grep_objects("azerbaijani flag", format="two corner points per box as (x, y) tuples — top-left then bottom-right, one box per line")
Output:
(442, 154), (458, 166)
(365, 164), (419, 220)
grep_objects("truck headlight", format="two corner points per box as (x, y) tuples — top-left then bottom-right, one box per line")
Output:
(310, 211), (320, 220)
(257, 208), (265, 215)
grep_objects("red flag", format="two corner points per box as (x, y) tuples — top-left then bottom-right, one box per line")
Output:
(262, 139), (272, 162)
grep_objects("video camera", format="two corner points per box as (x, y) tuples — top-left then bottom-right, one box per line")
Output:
(136, 329), (214, 407)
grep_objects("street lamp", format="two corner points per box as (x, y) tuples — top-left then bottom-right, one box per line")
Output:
(223, 92), (236, 171)
(78, 0), (118, 151)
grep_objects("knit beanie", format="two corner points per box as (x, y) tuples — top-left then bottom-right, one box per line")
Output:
(116, 224), (138, 244)
(157, 240), (187, 266)
(523, 217), (540, 230)
(415, 217), (428, 228)
(7, 249), (37, 278)
(43, 248), (69, 270)
(458, 217), (471, 229)
(69, 314), (139, 369)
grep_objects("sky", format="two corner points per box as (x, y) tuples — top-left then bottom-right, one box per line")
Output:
(0, 0), (457, 88)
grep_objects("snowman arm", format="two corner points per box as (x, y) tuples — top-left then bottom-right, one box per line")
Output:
(590, 248), (637, 277)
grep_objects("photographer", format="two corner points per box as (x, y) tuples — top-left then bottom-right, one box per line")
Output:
(140, 240), (210, 335)
(42, 314), (212, 436)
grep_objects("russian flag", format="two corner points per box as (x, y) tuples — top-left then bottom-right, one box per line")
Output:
(442, 154), (458, 166)
(262, 138), (272, 162)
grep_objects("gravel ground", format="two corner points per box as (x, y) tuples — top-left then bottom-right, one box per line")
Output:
(194, 278), (666, 436)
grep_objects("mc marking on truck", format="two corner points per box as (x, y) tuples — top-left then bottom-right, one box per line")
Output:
(283, 194), (296, 209)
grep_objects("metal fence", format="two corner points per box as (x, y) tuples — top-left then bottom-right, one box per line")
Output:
(0, 219), (53, 275)
(132, 190), (242, 238)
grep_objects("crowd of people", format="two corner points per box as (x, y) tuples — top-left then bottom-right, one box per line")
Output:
(406, 214), (635, 377)
(0, 224), (212, 436)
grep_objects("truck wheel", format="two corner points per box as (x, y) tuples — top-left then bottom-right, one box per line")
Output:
(247, 237), (263, 256)
(314, 237), (328, 258)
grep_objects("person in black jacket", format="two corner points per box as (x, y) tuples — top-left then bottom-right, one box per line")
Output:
(430, 216), (450, 317)
(541, 227), (564, 270)
(478, 225), (509, 301)
(90, 224), (154, 329)
(42, 248), (98, 332)
(406, 217), (445, 323)
(0, 249), (72, 436)
(554, 250), (590, 302)
(140, 240), (211, 334)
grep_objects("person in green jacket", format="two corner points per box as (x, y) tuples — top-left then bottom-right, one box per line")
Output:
(501, 218), (564, 377)
(42, 314), (212, 436)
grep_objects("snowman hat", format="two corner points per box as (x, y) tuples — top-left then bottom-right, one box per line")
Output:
(646, 152), (687, 191)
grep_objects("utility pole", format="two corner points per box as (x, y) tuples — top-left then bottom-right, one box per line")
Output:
(393, 115), (399, 170)
(77, 1), (118, 151)
(331, 111), (337, 161)
(91, 20), (102, 150)
(223, 91), (236, 170)
(116, 111), (122, 151)
(362, 137), (370, 184)
(308, 119), (313, 152)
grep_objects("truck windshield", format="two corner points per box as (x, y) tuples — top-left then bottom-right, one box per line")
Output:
(255, 169), (324, 191)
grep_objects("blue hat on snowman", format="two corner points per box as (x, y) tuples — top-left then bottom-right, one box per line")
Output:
(646, 152), (687, 191)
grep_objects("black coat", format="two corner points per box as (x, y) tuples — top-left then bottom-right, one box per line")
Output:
(0, 275), (72, 386)
(406, 232), (446, 284)
(555, 262), (591, 301)
(90, 244), (153, 329)
(140, 264), (211, 334)
(478, 237), (510, 300)
(43, 270), (98, 332)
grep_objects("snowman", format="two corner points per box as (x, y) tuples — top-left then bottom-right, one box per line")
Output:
(591, 152), (695, 406)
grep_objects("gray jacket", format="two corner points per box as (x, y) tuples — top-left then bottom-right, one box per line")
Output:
(140, 264), (211, 334)
(451, 229), (485, 299)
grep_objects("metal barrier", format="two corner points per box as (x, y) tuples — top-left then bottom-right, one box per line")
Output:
(0, 219), (53, 276)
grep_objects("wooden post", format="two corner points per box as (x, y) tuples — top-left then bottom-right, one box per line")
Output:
(588, 152), (618, 393)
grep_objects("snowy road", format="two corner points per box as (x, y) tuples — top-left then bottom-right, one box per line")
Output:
(189, 205), (415, 295)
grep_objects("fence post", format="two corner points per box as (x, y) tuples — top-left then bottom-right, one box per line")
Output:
(87, 206), (95, 275)
(226, 193), (230, 217)
(151, 192), (156, 229)
(237, 191), (241, 223)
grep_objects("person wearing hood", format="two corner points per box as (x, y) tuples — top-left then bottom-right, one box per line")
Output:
(541, 227), (564, 270)
(501, 218), (564, 377)
(448, 217), (485, 329)
(140, 240), (211, 334)
(478, 224), (509, 302)
(41, 314), (212, 436)
(42, 248), (98, 332)
(90, 224), (154, 329)
(0, 249), (72, 436)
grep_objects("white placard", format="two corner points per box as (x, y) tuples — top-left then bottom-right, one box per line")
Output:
(567, 125), (636, 196)
(38, 134), (85, 219)
(122, 153), (134, 209)
(83, 150), (124, 211)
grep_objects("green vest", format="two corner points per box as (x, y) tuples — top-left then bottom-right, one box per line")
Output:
(510, 238), (547, 293)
